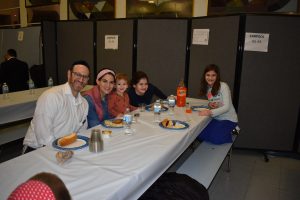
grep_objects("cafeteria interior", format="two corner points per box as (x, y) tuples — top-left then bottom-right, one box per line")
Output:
(1, 1), (300, 200)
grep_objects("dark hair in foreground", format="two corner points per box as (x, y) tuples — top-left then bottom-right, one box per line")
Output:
(30, 172), (71, 200)
(70, 60), (90, 71)
(199, 64), (221, 97)
(7, 49), (17, 57)
(131, 71), (149, 86)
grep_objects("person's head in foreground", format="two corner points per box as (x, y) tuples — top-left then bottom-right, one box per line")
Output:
(8, 172), (71, 200)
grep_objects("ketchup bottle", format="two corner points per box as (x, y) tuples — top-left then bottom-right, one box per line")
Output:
(176, 79), (187, 107)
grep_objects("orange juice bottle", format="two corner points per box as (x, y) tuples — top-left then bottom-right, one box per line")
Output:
(176, 78), (187, 107)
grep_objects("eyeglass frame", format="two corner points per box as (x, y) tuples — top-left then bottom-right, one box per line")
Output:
(71, 71), (89, 81)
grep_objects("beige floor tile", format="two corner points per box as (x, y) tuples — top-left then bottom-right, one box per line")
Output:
(245, 184), (279, 200)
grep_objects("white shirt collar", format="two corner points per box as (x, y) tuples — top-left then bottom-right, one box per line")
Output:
(63, 82), (83, 105)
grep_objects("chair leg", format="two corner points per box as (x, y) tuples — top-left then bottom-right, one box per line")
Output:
(226, 147), (232, 172)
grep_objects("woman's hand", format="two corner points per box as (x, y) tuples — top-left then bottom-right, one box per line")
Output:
(198, 109), (212, 116)
(208, 102), (219, 109)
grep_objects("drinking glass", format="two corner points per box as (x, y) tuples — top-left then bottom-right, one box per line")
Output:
(89, 129), (103, 153)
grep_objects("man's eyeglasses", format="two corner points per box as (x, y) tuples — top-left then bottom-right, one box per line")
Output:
(72, 71), (89, 81)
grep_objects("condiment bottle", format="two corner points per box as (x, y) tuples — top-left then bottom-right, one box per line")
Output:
(176, 78), (187, 107)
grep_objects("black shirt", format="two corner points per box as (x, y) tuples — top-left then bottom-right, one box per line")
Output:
(128, 83), (167, 107)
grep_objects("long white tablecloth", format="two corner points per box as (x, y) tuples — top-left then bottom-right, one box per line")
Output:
(0, 85), (93, 125)
(0, 98), (210, 200)
(0, 87), (50, 125)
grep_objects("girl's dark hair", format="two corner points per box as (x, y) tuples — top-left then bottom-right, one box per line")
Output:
(30, 172), (71, 200)
(199, 64), (221, 97)
(131, 71), (149, 86)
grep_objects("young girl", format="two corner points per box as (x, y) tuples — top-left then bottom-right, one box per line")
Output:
(127, 71), (167, 107)
(198, 64), (238, 144)
(108, 73), (137, 118)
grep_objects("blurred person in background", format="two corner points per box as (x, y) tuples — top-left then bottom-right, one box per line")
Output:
(0, 49), (29, 93)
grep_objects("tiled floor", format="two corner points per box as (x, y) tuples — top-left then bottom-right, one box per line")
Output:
(209, 149), (300, 200)
(1, 140), (300, 200)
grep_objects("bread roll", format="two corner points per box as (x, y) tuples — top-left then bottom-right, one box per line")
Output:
(57, 133), (77, 146)
(162, 119), (174, 128)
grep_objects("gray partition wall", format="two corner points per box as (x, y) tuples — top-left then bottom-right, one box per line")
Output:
(188, 15), (240, 98)
(236, 15), (300, 151)
(0, 26), (41, 68)
(56, 21), (94, 84)
(96, 20), (134, 79)
(136, 19), (188, 96)
(42, 21), (57, 84)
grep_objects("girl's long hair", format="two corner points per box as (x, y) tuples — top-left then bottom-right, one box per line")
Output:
(199, 64), (221, 97)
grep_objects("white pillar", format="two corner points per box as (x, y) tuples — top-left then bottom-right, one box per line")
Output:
(19, 0), (27, 27)
(115, 0), (126, 18)
(60, 0), (68, 20)
(193, 0), (208, 17)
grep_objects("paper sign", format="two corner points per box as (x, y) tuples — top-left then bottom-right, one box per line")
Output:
(18, 31), (24, 41)
(244, 32), (270, 52)
(192, 29), (209, 45)
(105, 35), (118, 50)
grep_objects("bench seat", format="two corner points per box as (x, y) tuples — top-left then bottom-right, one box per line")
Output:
(177, 135), (237, 189)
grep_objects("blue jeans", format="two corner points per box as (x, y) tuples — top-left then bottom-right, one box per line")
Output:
(197, 119), (237, 144)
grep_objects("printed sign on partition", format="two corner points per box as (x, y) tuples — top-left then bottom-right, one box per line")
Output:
(244, 32), (270, 52)
(105, 35), (118, 50)
(192, 29), (210, 45)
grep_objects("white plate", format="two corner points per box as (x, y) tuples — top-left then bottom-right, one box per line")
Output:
(52, 135), (89, 150)
(159, 120), (189, 130)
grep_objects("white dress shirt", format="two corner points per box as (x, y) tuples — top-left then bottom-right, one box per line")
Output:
(23, 83), (88, 148)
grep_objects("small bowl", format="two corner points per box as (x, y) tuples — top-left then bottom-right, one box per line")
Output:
(102, 130), (112, 138)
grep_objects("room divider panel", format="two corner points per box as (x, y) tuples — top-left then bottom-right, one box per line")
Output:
(188, 15), (241, 99)
(236, 15), (300, 151)
(56, 21), (94, 84)
(0, 27), (41, 69)
(136, 19), (188, 96)
(96, 19), (134, 79)
(42, 21), (57, 85)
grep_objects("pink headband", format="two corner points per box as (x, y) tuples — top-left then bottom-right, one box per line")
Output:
(8, 180), (55, 200)
(97, 69), (115, 80)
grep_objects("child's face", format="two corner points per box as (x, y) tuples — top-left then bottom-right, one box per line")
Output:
(134, 78), (148, 95)
(116, 79), (128, 94)
(205, 70), (217, 87)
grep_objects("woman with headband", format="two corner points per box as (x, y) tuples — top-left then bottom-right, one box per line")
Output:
(84, 68), (116, 128)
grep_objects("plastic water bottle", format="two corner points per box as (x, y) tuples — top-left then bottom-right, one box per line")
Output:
(153, 100), (161, 123)
(28, 78), (35, 94)
(2, 82), (9, 99)
(48, 76), (53, 87)
(168, 95), (176, 115)
(123, 108), (133, 135)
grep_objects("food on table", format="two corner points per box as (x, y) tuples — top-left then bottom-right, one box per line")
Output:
(112, 119), (123, 124)
(102, 130), (112, 138)
(57, 133), (77, 146)
(162, 118), (175, 128)
(104, 119), (124, 127)
(56, 151), (73, 164)
(161, 118), (185, 129)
